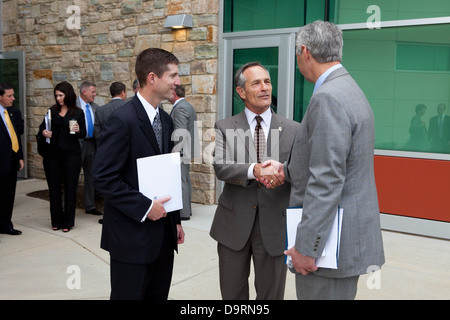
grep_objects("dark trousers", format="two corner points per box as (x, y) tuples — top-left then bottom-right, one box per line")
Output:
(43, 154), (81, 229)
(110, 220), (175, 300)
(0, 156), (18, 230)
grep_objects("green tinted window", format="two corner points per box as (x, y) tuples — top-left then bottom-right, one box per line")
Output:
(224, 0), (305, 33)
(330, 0), (450, 24)
(342, 24), (450, 154)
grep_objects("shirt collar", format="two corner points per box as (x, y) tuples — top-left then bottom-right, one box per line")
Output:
(173, 97), (185, 108)
(137, 92), (159, 123)
(245, 107), (272, 127)
(313, 63), (342, 94)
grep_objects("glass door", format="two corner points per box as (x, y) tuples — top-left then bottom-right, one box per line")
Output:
(0, 51), (27, 178)
(218, 33), (297, 121)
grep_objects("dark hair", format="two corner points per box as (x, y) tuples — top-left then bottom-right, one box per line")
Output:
(110, 82), (126, 97)
(53, 81), (78, 116)
(135, 48), (179, 87)
(174, 85), (185, 98)
(415, 103), (427, 114)
(0, 83), (14, 96)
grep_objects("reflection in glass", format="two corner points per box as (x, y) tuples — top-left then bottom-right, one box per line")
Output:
(342, 24), (450, 154)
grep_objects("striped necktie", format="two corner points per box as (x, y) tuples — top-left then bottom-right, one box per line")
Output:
(4, 110), (19, 152)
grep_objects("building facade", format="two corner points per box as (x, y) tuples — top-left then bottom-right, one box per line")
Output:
(1, 0), (449, 238)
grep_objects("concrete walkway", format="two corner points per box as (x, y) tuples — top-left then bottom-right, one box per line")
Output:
(0, 178), (449, 300)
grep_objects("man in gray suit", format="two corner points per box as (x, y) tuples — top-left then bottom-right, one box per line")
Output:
(210, 62), (300, 299)
(262, 21), (385, 300)
(94, 82), (127, 142)
(169, 85), (199, 220)
(77, 80), (103, 216)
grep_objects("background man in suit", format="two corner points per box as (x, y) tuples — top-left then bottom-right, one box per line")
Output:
(169, 85), (199, 220)
(94, 81), (127, 142)
(77, 81), (102, 216)
(428, 103), (450, 153)
(210, 62), (299, 299)
(0, 83), (24, 235)
(93, 48), (185, 300)
(263, 21), (385, 300)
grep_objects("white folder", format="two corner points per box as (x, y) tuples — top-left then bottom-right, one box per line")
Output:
(137, 152), (183, 213)
(286, 207), (343, 269)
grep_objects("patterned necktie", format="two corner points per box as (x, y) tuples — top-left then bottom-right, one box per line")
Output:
(4, 110), (19, 152)
(254, 115), (265, 163)
(85, 104), (93, 138)
(153, 112), (163, 152)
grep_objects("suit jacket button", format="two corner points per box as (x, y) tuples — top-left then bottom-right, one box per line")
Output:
(253, 205), (257, 209)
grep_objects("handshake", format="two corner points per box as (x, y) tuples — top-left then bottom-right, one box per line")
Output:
(254, 160), (285, 189)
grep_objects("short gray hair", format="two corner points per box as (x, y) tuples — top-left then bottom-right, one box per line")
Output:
(234, 62), (270, 89)
(296, 20), (343, 63)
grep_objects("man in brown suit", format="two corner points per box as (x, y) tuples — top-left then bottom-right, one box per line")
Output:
(210, 62), (299, 299)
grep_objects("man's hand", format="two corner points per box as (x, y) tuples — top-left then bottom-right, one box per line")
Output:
(284, 247), (318, 276)
(257, 160), (285, 188)
(177, 224), (185, 244)
(147, 196), (171, 221)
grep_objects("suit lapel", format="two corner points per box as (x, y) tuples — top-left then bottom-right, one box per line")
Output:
(133, 97), (161, 155)
(234, 111), (255, 162)
(266, 111), (282, 161)
(160, 111), (171, 153)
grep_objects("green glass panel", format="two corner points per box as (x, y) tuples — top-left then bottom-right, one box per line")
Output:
(232, 47), (278, 116)
(342, 24), (450, 154)
(0, 59), (20, 110)
(330, 0), (450, 24)
(224, 0), (305, 33)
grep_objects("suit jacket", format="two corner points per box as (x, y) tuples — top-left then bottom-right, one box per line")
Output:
(210, 110), (300, 257)
(36, 107), (86, 158)
(170, 98), (200, 161)
(0, 106), (24, 176)
(93, 96), (181, 264)
(428, 114), (450, 153)
(285, 67), (385, 278)
(94, 98), (126, 142)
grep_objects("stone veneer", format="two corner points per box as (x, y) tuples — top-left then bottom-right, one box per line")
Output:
(1, 0), (218, 205)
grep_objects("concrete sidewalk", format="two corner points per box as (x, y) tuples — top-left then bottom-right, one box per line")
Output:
(0, 178), (449, 300)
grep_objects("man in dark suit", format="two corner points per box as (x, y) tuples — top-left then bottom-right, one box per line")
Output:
(0, 83), (24, 235)
(210, 62), (300, 299)
(169, 85), (200, 220)
(94, 81), (127, 143)
(77, 80), (103, 216)
(93, 48), (185, 300)
(428, 103), (450, 153)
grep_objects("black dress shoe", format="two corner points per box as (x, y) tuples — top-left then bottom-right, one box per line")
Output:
(86, 208), (103, 215)
(0, 227), (22, 235)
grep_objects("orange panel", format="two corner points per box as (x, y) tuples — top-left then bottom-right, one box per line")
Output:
(374, 156), (450, 222)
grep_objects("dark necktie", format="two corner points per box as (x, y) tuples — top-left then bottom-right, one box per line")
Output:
(85, 104), (93, 138)
(153, 112), (163, 152)
(254, 115), (265, 163)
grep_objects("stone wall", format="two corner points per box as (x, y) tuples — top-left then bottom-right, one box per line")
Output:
(2, 0), (218, 205)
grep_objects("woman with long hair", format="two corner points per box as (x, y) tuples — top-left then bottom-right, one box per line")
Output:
(36, 81), (86, 232)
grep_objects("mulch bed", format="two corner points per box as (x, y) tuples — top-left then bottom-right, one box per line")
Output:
(27, 186), (104, 212)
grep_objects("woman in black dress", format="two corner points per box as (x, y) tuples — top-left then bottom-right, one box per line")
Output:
(37, 81), (86, 232)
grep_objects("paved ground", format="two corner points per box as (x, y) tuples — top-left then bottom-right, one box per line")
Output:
(0, 178), (449, 300)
